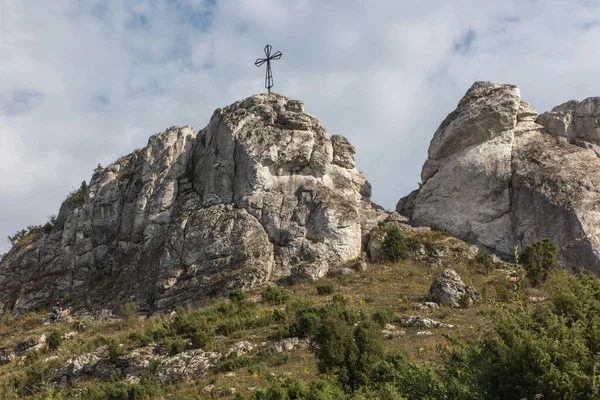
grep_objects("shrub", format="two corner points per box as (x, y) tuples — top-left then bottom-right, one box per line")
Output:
(382, 226), (407, 262)
(371, 309), (391, 328)
(521, 239), (558, 286)
(167, 337), (185, 355)
(317, 284), (335, 295)
(116, 170), (133, 181)
(120, 298), (139, 326)
(67, 181), (87, 207)
(217, 353), (254, 372)
(106, 337), (124, 360)
(191, 330), (212, 349)
(47, 331), (62, 351)
(475, 249), (494, 275)
(441, 270), (600, 399)
(261, 286), (291, 305)
(289, 309), (321, 338)
(228, 289), (247, 303)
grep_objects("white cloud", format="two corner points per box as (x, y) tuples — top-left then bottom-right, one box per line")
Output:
(2, 0), (600, 252)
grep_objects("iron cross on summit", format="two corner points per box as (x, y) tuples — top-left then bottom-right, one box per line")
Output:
(255, 44), (282, 94)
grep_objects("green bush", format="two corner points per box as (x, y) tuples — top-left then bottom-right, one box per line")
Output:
(371, 309), (391, 328)
(261, 286), (291, 305)
(475, 249), (494, 275)
(120, 298), (139, 326)
(47, 331), (62, 351)
(82, 380), (160, 400)
(521, 238), (558, 286)
(228, 289), (247, 303)
(317, 284), (335, 295)
(217, 353), (254, 372)
(67, 181), (87, 207)
(289, 309), (321, 338)
(382, 226), (407, 262)
(441, 270), (600, 399)
(167, 337), (185, 355)
(106, 337), (124, 360)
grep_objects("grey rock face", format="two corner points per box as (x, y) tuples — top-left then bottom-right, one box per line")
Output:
(398, 81), (600, 274)
(0, 94), (376, 313)
(429, 269), (480, 307)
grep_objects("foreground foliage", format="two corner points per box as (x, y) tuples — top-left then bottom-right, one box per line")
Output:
(3, 237), (600, 399)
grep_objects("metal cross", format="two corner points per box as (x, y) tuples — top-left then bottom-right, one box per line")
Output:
(255, 44), (282, 94)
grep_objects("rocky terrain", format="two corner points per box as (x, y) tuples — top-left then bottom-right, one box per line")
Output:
(2, 84), (600, 398)
(0, 94), (385, 314)
(398, 81), (600, 274)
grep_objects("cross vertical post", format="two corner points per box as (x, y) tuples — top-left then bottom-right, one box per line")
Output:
(255, 44), (282, 94)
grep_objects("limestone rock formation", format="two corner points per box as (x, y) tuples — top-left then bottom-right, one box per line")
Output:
(0, 94), (377, 314)
(429, 269), (480, 308)
(399, 81), (600, 274)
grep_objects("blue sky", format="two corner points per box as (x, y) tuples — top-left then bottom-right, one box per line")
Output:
(2, 0), (600, 253)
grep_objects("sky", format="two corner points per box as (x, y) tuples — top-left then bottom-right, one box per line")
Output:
(2, 0), (600, 253)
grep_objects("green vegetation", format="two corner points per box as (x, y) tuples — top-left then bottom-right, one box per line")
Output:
(6, 215), (56, 248)
(66, 180), (87, 207)
(316, 283), (335, 295)
(521, 238), (558, 286)
(46, 331), (63, 351)
(382, 226), (407, 262)
(261, 286), (291, 305)
(3, 236), (600, 399)
(475, 249), (493, 275)
(228, 289), (248, 303)
(116, 170), (133, 181)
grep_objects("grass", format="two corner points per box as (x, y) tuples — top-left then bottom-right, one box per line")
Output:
(0, 228), (532, 399)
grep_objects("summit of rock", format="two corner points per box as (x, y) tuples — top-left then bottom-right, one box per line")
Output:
(0, 93), (383, 313)
(398, 81), (600, 273)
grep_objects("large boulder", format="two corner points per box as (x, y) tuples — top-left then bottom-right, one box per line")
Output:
(399, 81), (600, 274)
(429, 269), (480, 307)
(0, 94), (377, 313)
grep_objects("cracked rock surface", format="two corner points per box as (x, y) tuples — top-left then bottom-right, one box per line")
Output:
(398, 81), (600, 274)
(0, 94), (378, 313)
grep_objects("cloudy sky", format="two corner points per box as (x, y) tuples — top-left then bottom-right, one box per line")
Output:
(1, 0), (600, 253)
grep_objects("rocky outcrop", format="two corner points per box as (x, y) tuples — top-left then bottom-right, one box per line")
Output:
(0, 94), (377, 314)
(429, 269), (480, 307)
(54, 344), (221, 385)
(400, 316), (455, 329)
(399, 81), (600, 274)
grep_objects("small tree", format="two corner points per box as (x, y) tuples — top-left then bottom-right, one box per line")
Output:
(47, 331), (63, 350)
(521, 239), (558, 286)
(382, 226), (407, 262)
(475, 250), (494, 275)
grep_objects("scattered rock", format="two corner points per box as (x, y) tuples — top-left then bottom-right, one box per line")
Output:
(381, 324), (405, 339)
(14, 333), (46, 354)
(329, 267), (355, 277)
(62, 331), (78, 340)
(225, 341), (254, 358)
(413, 302), (440, 312)
(0, 349), (16, 365)
(430, 269), (481, 307)
(416, 331), (433, 336)
(269, 337), (311, 353)
(157, 350), (221, 383)
(401, 316), (455, 329)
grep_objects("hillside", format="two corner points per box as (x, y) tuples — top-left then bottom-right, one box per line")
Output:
(2, 222), (599, 399)
(3, 221), (598, 399)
